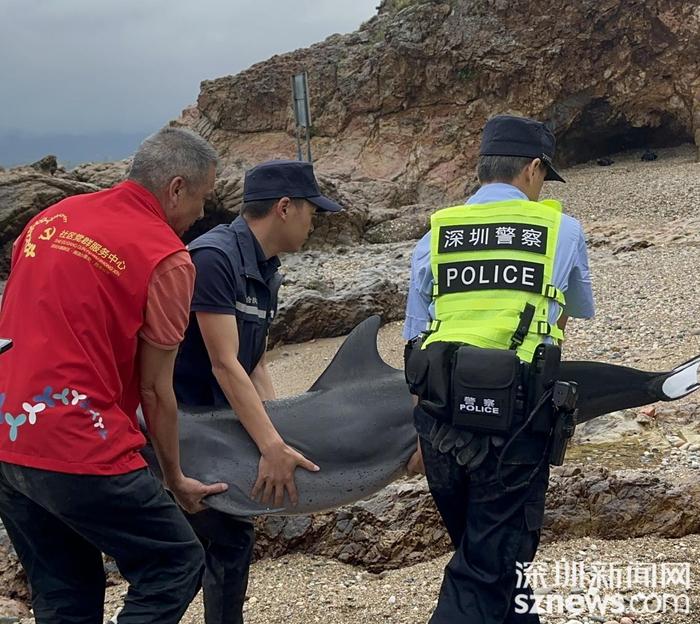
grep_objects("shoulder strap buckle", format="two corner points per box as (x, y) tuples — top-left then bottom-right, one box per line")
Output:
(510, 303), (536, 350)
(544, 283), (565, 305)
(536, 320), (551, 335)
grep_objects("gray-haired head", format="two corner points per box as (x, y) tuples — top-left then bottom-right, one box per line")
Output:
(128, 127), (218, 194)
(477, 155), (541, 185)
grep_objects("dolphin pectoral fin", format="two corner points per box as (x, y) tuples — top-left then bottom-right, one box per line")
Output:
(657, 355), (700, 400)
(307, 315), (397, 393)
(204, 483), (286, 517)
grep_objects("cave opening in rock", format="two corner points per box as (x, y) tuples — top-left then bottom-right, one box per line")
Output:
(555, 98), (693, 166)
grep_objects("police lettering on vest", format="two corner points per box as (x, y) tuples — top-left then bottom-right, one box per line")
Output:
(424, 199), (566, 363)
(438, 223), (548, 254)
(439, 259), (544, 295)
(459, 396), (501, 415)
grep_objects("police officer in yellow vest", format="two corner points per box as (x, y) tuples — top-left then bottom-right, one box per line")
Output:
(404, 115), (594, 623)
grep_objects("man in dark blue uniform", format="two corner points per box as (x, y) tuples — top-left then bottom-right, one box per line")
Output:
(174, 160), (342, 624)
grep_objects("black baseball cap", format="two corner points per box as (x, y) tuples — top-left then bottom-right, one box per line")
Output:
(479, 115), (566, 183)
(243, 160), (343, 212)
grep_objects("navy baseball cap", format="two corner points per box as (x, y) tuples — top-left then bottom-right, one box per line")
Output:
(479, 115), (566, 183)
(243, 160), (343, 212)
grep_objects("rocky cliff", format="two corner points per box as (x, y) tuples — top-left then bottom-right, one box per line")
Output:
(181, 0), (700, 213)
(2, 0), (699, 342)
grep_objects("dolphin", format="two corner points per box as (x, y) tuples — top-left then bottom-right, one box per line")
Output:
(167, 315), (416, 517)
(146, 316), (700, 517)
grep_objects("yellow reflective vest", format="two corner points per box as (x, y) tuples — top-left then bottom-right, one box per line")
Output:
(422, 199), (566, 363)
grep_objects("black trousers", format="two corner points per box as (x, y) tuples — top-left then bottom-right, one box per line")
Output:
(0, 462), (204, 624)
(415, 408), (548, 624)
(186, 509), (255, 624)
(139, 436), (255, 624)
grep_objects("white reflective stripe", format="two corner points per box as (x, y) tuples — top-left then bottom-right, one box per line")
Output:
(235, 301), (267, 319)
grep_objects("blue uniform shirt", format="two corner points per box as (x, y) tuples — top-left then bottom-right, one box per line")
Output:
(403, 183), (595, 340)
(174, 216), (282, 407)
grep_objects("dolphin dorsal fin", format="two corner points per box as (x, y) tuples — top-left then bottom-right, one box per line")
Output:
(308, 316), (396, 392)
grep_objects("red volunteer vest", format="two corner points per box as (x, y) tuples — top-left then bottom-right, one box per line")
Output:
(0, 181), (184, 475)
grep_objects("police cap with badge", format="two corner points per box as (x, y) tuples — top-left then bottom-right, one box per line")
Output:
(433, 115), (566, 304)
(243, 160), (343, 212)
(480, 114), (566, 182)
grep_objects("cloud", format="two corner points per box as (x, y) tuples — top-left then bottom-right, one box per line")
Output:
(0, 0), (379, 135)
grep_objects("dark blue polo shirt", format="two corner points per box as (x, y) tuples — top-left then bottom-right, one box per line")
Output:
(174, 216), (282, 408)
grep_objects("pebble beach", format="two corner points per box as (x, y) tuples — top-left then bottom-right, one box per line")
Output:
(12, 145), (700, 623)
(186, 145), (700, 624)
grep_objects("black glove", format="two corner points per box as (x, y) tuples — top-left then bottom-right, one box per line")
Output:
(453, 435), (490, 469)
(429, 422), (473, 453)
(429, 422), (492, 470)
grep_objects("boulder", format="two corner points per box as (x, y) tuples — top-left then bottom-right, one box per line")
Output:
(30, 155), (58, 176)
(253, 464), (700, 570)
(0, 525), (29, 608)
(545, 465), (700, 541)
(0, 171), (99, 278)
(0, 595), (30, 620)
(210, 161), (245, 216)
(364, 204), (432, 244)
(304, 176), (368, 249)
(254, 479), (451, 571)
(269, 242), (413, 345)
(69, 160), (130, 188)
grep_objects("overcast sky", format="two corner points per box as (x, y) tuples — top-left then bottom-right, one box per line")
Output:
(0, 0), (379, 137)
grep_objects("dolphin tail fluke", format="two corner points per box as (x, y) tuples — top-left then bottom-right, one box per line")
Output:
(308, 315), (396, 392)
(655, 355), (700, 400)
(561, 355), (700, 424)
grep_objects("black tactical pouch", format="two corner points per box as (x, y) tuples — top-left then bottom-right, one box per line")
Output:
(451, 346), (522, 434)
(405, 340), (458, 423)
(404, 337), (427, 396)
(529, 343), (562, 433)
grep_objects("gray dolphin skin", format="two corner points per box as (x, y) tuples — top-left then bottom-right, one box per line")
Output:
(172, 316), (416, 517)
(152, 316), (700, 517)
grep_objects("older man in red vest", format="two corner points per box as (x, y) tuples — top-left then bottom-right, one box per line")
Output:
(0, 127), (227, 624)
